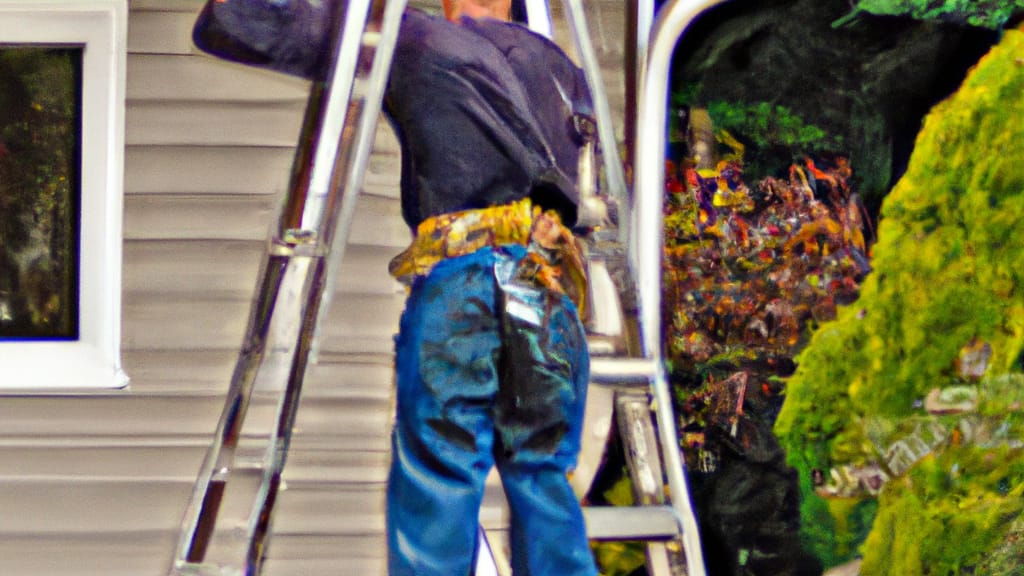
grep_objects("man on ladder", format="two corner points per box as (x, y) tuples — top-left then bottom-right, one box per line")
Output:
(383, 1), (601, 574)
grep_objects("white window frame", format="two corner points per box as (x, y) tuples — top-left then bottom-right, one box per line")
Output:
(0, 0), (128, 389)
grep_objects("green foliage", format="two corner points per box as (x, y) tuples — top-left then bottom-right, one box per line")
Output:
(701, 98), (844, 179)
(593, 473), (647, 576)
(775, 24), (1024, 572)
(774, 306), (874, 474)
(803, 495), (879, 566)
(671, 86), (844, 179)
(861, 447), (1024, 574)
(840, 0), (1024, 29)
(706, 100), (840, 153)
(593, 542), (646, 576)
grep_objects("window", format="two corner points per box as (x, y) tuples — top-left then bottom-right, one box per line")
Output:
(0, 0), (127, 388)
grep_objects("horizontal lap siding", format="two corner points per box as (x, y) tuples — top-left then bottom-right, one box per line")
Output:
(122, 5), (406, 391)
(119, 7), (403, 574)
(123, 7), (304, 381)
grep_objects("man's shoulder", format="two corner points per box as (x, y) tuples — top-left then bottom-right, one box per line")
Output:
(399, 8), (569, 60)
(396, 9), (585, 85)
(465, 16), (577, 69)
(465, 16), (589, 104)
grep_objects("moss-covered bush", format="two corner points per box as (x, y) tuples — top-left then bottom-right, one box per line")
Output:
(839, 0), (1024, 29)
(774, 23), (1024, 573)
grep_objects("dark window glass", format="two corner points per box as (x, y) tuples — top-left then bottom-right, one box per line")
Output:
(0, 46), (82, 340)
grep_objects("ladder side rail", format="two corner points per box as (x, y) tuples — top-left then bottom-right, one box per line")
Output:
(523, 0), (554, 38)
(633, 0), (655, 108)
(311, 0), (409, 363)
(634, 2), (728, 575)
(559, 0), (631, 243)
(171, 257), (289, 569)
(623, 0), (654, 165)
(248, 1), (410, 570)
(288, 1), (376, 237)
(245, 255), (326, 573)
(170, 0), (377, 572)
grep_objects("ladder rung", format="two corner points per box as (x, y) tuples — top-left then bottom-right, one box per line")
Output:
(363, 30), (382, 47)
(589, 357), (657, 386)
(584, 506), (682, 541)
(586, 335), (618, 356)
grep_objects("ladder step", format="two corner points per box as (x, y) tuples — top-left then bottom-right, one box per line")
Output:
(584, 506), (682, 541)
(363, 31), (382, 47)
(588, 357), (657, 386)
(586, 335), (618, 356)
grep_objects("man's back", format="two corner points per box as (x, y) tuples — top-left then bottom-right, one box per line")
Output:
(384, 8), (591, 229)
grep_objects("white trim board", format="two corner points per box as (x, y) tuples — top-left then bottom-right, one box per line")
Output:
(0, 0), (129, 389)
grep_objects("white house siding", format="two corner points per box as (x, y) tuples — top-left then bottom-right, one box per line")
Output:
(124, 2), (410, 575)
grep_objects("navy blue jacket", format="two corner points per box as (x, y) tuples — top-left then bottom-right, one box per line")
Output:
(385, 9), (592, 229)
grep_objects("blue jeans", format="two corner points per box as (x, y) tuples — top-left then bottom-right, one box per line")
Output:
(387, 245), (596, 575)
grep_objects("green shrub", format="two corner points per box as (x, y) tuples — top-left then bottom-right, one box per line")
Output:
(775, 24), (1024, 573)
(836, 0), (1024, 29)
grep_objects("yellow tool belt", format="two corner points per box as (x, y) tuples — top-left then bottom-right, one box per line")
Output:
(388, 198), (589, 319)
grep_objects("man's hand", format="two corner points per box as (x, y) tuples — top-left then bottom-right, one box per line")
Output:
(529, 210), (570, 250)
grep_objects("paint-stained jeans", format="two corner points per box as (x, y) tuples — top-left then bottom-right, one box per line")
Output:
(387, 244), (596, 576)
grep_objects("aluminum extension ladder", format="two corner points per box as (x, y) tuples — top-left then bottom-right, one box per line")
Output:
(168, 0), (409, 573)
(168, 1), (719, 575)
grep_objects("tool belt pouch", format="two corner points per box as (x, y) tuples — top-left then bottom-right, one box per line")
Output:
(388, 200), (589, 321)
(193, 0), (332, 80)
(388, 198), (535, 285)
(518, 214), (590, 323)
